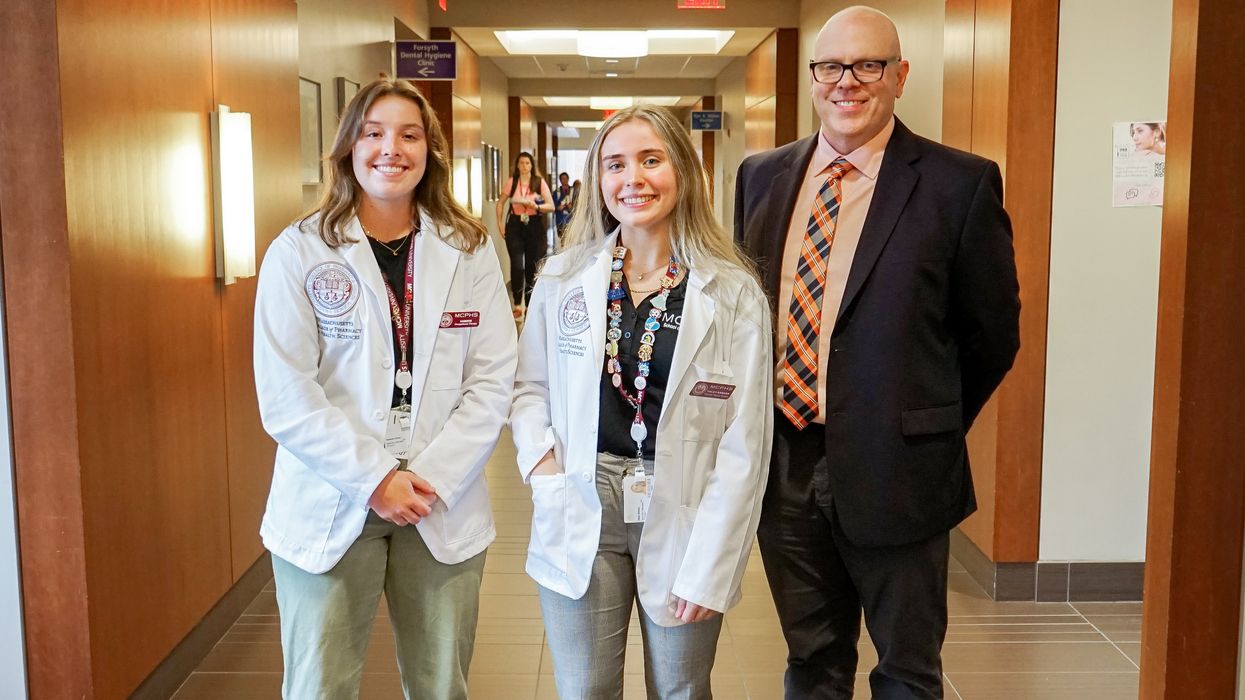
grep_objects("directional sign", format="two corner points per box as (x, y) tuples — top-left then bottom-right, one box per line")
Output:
(396, 40), (457, 81)
(691, 111), (724, 131)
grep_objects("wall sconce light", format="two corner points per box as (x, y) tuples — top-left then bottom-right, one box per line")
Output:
(211, 104), (256, 285)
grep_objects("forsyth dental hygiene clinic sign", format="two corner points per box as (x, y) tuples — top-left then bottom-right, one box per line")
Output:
(396, 41), (457, 81)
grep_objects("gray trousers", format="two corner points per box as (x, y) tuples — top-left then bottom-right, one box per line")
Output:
(538, 452), (724, 700)
(272, 511), (486, 700)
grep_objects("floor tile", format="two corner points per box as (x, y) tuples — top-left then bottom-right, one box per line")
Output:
(183, 437), (1142, 695)
(946, 671), (1139, 699)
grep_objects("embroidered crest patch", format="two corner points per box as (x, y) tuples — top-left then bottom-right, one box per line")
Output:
(304, 262), (360, 318)
(558, 287), (590, 336)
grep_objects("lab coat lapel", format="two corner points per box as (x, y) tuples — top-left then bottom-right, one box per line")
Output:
(659, 267), (715, 428)
(340, 219), (390, 330)
(410, 216), (461, 389)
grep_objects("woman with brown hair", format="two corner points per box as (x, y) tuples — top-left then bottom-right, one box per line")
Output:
(253, 77), (516, 699)
(496, 151), (554, 317)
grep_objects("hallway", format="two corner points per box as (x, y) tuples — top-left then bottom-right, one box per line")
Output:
(172, 432), (1141, 699)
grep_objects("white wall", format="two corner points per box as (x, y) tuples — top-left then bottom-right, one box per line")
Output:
(297, 0), (429, 210)
(1038, 0), (1170, 561)
(0, 272), (29, 698)
(479, 57), (511, 275)
(798, 0), (944, 142)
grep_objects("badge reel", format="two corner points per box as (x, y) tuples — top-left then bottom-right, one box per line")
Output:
(384, 369), (414, 460)
(622, 422), (654, 524)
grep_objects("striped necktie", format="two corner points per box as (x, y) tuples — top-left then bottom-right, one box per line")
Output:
(780, 158), (853, 429)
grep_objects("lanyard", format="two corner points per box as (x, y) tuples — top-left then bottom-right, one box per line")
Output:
(381, 240), (416, 405)
(605, 246), (680, 459)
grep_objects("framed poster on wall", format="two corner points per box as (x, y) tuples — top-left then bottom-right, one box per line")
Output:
(299, 77), (323, 185)
(335, 77), (359, 118)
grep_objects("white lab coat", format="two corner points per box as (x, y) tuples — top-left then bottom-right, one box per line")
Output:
(254, 213), (516, 574)
(510, 234), (773, 626)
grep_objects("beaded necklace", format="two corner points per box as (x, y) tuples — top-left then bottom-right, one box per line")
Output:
(605, 245), (680, 457)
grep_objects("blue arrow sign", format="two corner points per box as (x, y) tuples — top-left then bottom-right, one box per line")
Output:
(691, 111), (723, 131)
(396, 40), (457, 81)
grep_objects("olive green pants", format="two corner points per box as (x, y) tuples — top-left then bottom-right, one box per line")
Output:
(272, 512), (487, 700)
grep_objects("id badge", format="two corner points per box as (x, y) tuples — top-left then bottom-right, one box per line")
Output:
(384, 406), (413, 459)
(622, 471), (654, 524)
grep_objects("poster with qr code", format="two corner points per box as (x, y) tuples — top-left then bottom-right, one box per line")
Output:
(1112, 121), (1166, 207)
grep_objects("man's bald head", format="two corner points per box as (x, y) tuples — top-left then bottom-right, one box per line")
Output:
(809, 4), (908, 154)
(815, 6), (903, 63)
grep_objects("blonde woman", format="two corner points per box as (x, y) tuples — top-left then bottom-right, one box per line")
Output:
(253, 78), (516, 699)
(510, 105), (773, 698)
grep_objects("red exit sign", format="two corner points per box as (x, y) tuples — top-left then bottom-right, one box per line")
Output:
(678, 0), (726, 7)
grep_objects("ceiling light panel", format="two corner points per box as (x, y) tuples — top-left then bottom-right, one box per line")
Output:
(493, 30), (734, 56)
(589, 96), (634, 110)
(577, 31), (648, 58)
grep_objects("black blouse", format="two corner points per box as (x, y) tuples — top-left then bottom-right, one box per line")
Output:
(367, 233), (414, 408)
(597, 278), (686, 459)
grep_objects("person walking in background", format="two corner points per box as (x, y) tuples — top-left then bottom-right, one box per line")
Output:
(735, 7), (1021, 698)
(253, 78), (517, 700)
(512, 105), (773, 699)
(497, 152), (554, 318)
(554, 170), (575, 239)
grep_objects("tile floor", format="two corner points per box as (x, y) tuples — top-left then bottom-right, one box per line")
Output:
(172, 433), (1141, 699)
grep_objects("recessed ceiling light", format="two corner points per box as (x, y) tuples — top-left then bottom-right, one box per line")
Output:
(577, 31), (648, 58)
(590, 96), (633, 110)
(562, 121), (604, 130)
(493, 30), (732, 56)
(543, 97), (592, 107)
(605, 72), (619, 78)
(605, 59), (620, 64)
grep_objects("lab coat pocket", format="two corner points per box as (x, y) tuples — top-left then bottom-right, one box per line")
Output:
(668, 505), (698, 590)
(527, 473), (569, 573)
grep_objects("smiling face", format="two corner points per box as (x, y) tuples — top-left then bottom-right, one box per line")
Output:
(351, 94), (427, 206)
(1131, 123), (1158, 151)
(811, 8), (909, 154)
(599, 119), (678, 240)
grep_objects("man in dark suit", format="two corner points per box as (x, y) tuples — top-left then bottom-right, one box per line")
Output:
(734, 6), (1021, 699)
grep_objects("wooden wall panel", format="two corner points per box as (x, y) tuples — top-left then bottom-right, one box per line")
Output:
(942, 0), (976, 151)
(745, 31), (777, 110)
(0, 1), (95, 696)
(775, 28), (799, 148)
(993, 0), (1057, 562)
(745, 97), (777, 158)
(1141, 0), (1245, 694)
(508, 96), (521, 171)
(210, 0), (299, 579)
(55, 1), (233, 697)
(943, 0), (1056, 564)
(521, 100), (535, 156)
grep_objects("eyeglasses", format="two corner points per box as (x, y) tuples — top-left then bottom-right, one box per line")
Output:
(809, 59), (894, 84)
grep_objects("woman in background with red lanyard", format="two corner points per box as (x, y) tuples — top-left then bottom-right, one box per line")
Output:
(510, 105), (773, 699)
(253, 78), (516, 699)
(496, 151), (554, 318)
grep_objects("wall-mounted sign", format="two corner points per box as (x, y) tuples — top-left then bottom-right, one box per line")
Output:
(678, 0), (726, 8)
(1112, 120), (1165, 207)
(691, 111), (723, 131)
(396, 40), (457, 81)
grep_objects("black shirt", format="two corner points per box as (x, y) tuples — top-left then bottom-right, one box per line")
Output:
(367, 233), (414, 408)
(597, 277), (686, 459)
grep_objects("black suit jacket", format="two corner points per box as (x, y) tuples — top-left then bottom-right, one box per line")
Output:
(735, 119), (1021, 547)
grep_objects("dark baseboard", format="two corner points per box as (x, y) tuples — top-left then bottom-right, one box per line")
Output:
(950, 529), (1144, 602)
(129, 553), (272, 700)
